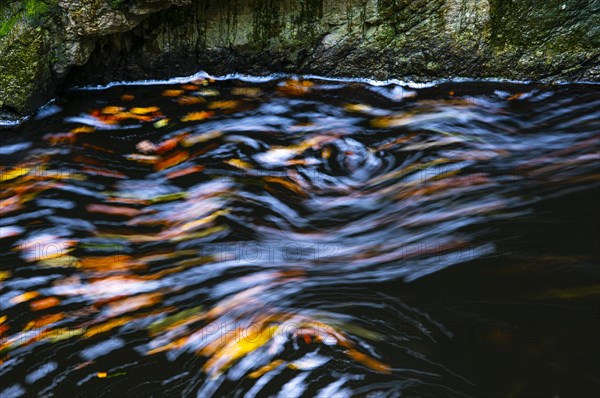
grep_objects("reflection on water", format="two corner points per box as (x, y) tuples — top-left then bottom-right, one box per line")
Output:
(1, 75), (599, 397)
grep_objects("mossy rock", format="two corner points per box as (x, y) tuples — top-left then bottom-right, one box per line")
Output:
(0, 20), (52, 114)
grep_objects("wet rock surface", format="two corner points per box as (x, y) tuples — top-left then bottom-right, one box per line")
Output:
(1, 0), (599, 118)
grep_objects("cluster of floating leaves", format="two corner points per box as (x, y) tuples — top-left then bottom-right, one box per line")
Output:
(1, 76), (598, 396)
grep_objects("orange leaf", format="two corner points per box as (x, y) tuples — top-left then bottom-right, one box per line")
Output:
(27, 313), (64, 329)
(166, 165), (204, 179)
(30, 297), (61, 311)
(79, 255), (134, 270)
(346, 348), (391, 374)
(163, 89), (185, 97)
(154, 151), (189, 171)
(156, 138), (179, 154)
(181, 111), (214, 122)
(278, 80), (313, 96)
(207, 100), (240, 110)
(101, 106), (125, 115)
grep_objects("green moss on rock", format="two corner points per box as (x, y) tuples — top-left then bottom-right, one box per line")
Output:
(0, 23), (52, 113)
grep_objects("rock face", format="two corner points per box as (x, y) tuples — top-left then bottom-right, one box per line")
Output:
(1, 0), (599, 117)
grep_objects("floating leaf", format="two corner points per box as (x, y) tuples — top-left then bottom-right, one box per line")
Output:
(101, 106), (125, 115)
(207, 100), (240, 110)
(201, 324), (280, 376)
(196, 89), (220, 97)
(25, 313), (64, 329)
(30, 297), (61, 311)
(10, 291), (40, 305)
(182, 130), (223, 147)
(84, 317), (133, 338)
(177, 96), (204, 106)
(79, 255), (135, 271)
(70, 126), (95, 134)
(264, 176), (307, 197)
(125, 154), (160, 164)
(346, 348), (391, 374)
(156, 137), (179, 154)
(181, 111), (214, 122)
(153, 118), (170, 128)
(107, 293), (162, 317)
(1, 167), (29, 182)
(278, 80), (314, 96)
(162, 89), (185, 97)
(166, 165), (204, 179)
(181, 84), (199, 91)
(39, 255), (80, 268)
(248, 360), (285, 378)
(225, 158), (253, 170)
(130, 106), (160, 115)
(231, 87), (262, 97)
(154, 151), (189, 171)
(149, 191), (188, 203)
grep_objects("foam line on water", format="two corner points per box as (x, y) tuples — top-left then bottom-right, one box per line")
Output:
(69, 70), (570, 92)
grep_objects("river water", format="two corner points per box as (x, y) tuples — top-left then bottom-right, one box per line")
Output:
(0, 75), (599, 397)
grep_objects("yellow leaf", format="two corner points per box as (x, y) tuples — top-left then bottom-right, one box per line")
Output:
(225, 158), (253, 170)
(84, 317), (132, 338)
(130, 106), (160, 115)
(264, 176), (307, 197)
(70, 126), (95, 134)
(10, 291), (40, 305)
(97, 372), (107, 378)
(0, 271), (11, 281)
(202, 324), (279, 375)
(344, 103), (374, 113)
(1, 167), (29, 182)
(153, 118), (170, 128)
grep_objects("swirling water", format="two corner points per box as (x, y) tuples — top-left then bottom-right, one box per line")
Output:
(0, 76), (599, 397)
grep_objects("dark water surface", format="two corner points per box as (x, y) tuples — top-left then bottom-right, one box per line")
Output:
(1, 75), (599, 398)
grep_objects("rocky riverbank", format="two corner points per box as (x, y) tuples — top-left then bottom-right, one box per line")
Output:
(1, 0), (599, 119)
